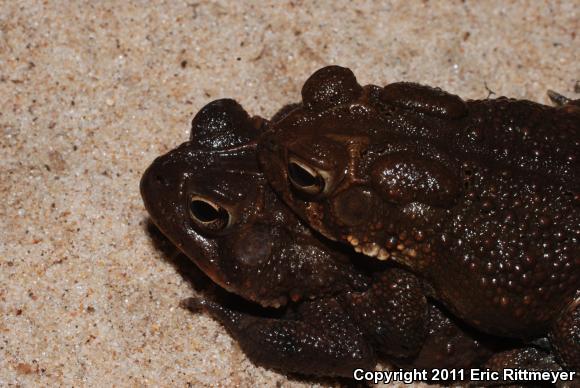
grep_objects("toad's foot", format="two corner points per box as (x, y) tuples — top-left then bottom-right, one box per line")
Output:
(548, 90), (572, 106)
(181, 296), (376, 377)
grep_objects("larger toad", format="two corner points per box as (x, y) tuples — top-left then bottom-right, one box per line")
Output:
(258, 66), (580, 370)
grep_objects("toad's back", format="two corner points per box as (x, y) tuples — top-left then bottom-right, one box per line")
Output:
(422, 98), (579, 337)
(455, 98), (578, 186)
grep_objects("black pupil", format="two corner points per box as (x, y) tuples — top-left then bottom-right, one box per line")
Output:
(288, 162), (318, 187)
(191, 200), (220, 222)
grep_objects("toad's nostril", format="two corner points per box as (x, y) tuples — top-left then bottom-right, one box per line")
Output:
(261, 136), (278, 152)
(154, 174), (169, 187)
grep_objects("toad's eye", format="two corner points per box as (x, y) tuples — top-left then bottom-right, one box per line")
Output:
(189, 196), (231, 232)
(287, 157), (326, 196)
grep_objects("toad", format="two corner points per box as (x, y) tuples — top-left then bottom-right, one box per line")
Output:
(257, 66), (579, 371)
(140, 99), (518, 377)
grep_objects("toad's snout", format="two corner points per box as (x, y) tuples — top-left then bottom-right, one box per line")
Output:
(140, 159), (176, 222)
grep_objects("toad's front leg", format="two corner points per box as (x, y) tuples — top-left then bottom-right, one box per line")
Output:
(181, 297), (376, 377)
(340, 267), (429, 360)
(342, 268), (497, 370)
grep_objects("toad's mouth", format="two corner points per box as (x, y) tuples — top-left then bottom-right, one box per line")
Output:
(231, 287), (289, 309)
(339, 229), (430, 270)
(187, 253), (292, 309)
(345, 236), (392, 261)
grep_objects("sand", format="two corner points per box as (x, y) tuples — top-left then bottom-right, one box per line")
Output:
(0, 1), (578, 386)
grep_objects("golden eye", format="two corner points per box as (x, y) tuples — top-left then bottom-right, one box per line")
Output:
(287, 157), (326, 196)
(189, 196), (231, 232)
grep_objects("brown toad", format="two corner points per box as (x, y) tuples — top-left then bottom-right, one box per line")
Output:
(257, 66), (580, 370)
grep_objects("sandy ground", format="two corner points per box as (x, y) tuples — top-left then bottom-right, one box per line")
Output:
(0, 1), (578, 386)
